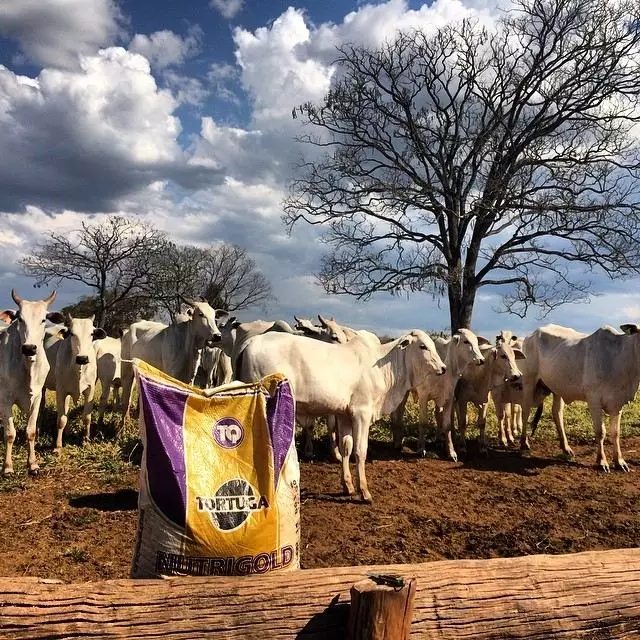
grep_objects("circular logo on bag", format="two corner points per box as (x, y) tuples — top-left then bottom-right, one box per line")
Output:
(195, 479), (269, 532)
(213, 417), (244, 449)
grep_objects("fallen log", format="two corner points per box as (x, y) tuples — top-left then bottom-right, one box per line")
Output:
(1, 548), (640, 639)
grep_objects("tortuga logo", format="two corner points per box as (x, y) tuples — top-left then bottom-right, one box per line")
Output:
(213, 417), (244, 449)
(196, 479), (269, 532)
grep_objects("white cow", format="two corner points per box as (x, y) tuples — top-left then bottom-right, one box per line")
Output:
(519, 323), (640, 472)
(293, 315), (381, 461)
(390, 329), (489, 460)
(238, 330), (447, 502)
(0, 290), (63, 475)
(120, 300), (226, 426)
(94, 336), (122, 423)
(454, 340), (526, 453)
(219, 318), (296, 371)
(491, 330), (527, 447)
(199, 344), (232, 387)
(44, 315), (107, 451)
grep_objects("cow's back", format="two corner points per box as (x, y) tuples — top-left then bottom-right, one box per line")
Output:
(239, 332), (364, 415)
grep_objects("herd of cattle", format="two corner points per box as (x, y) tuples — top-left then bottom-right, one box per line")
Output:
(0, 289), (638, 502)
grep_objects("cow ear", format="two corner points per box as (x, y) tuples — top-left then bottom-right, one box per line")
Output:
(398, 336), (412, 350)
(46, 311), (65, 324)
(513, 348), (526, 360)
(232, 321), (241, 329)
(511, 335), (518, 343)
(60, 328), (70, 339)
(452, 334), (460, 344)
(620, 324), (640, 335)
(215, 309), (229, 321)
(64, 313), (73, 327)
(0, 310), (16, 323)
(92, 328), (107, 340)
(476, 335), (491, 346)
(492, 348), (498, 360)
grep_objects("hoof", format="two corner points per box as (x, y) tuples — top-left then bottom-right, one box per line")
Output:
(343, 484), (356, 496)
(28, 467), (40, 477)
(449, 451), (458, 462)
(520, 441), (531, 451)
(2, 468), (14, 477)
(418, 449), (427, 458)
(617, 459), (630, 473)
(361, 493), (373, 504)
(599, 461), (610, 473)
(564, 447), (575, 458)
(53, 447), (62, 456)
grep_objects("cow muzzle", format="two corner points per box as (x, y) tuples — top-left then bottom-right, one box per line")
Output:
(437, 365), (447, 376)
(75, 355), (89, 365)
(21, 344), (37, 357)
(208, 334), (221, 345)
(475, 357), (485, 366)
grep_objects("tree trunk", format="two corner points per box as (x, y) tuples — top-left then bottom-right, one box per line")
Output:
(448, 284), (476, 332)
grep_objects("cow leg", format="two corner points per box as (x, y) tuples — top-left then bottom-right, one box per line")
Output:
(417, 397), (430, 457)
(297, 416), (315, 460)
(390, 405), (405, 452)
(610, 411), (629, 472)
(54, 394), (71, 454)
(338, 415), (355, 496)
(439, 400), (457, 462)
(82, 386), (95, 442)
(496, 401), (508, 448)
(118, 366), (135, 434)
(589, 403), (609, 472)
(513, 404), (523, 437)
(455, 399), (468, 455)
(478, 403), (489, 453)
(520, 402), (532, 450)
(326, 415), (342, 463)
(26, 394), (43, 475)
(551, 395), (573, 457)
(2, 411), (15, 476)
(97, 379), (110, 425)
(352, 411), (372, 503)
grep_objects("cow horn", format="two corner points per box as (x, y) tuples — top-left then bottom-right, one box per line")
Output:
(11, 289), (23, 305)
(43, 290), (57, 305)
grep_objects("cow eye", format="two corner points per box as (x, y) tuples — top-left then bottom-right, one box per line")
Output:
(41, 318), (46, 324)
(501, 354), (508, 359)
(464, 340), (470, 345)
(419, 344), (428, 350)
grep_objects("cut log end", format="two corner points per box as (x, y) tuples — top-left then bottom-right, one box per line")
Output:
(347, 576), (417, 640)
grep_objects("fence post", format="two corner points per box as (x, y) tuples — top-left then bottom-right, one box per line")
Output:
(347, 576), (417, 640)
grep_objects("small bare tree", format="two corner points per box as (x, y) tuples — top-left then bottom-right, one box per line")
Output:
(285, 0), (640, 331)
(151, 243), (273, 320)
(21, 216), (167, 327)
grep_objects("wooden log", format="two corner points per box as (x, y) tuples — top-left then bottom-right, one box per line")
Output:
(2, 549), (640, 639)
(347, 576), (416, 640)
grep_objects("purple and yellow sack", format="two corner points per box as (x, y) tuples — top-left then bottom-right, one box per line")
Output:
(130, 359), (300, 578)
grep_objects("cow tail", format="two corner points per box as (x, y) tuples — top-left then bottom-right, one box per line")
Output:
(529, 404), (544, 437)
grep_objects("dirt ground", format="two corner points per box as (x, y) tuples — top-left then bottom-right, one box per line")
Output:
(1, 436), (639, 582)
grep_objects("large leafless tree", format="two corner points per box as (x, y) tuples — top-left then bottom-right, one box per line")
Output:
(21, 216), (167, 327)
(151, 243), (273, 321)
(285, 0), (640, 330)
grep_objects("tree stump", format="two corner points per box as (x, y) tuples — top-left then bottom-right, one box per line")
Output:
(347, 575), (417, 640)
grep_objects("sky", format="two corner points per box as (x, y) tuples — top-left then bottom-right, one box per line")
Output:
(0, 0), (638, 338)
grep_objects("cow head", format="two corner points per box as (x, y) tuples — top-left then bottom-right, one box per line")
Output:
(63, 315), (106, 365)
(488, 340), (526, 385)
(620, 324), (640, 335)
(187, 300), (225, 346)
(1, 289), (63, 361)
(397, 330), (447, 384)
(294, 315), (323, 337)
(218, 315), (238, 357)
(452, 328), (487, 367)
(317, 314), (349, 343)
(495, 329), (519, 346)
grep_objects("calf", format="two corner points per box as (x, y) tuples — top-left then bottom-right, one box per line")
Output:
(0, 290), (63, 475)
(390, 329), (488, 460)
(454, 340), (525, 452)
(94, 336), (122, 423)
(44, 315), (107, 451)
(238, 330), (446, 502)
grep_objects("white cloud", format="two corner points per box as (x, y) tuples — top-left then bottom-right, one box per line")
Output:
(0, 47), (219, 212)
(210, 0), (244, 20)
(0, 0), (123, 69)
(128, 26), (202, 69)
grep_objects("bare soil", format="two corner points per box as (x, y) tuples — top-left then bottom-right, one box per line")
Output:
(1, 437), (639, 582)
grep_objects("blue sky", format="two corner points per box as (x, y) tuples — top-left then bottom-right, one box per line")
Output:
(0, 0), (638, 338)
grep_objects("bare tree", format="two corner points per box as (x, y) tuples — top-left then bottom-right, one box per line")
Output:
(21, 216), (167, 327)
(285, 0), (640, 331)
(152, 243), (273, 320)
